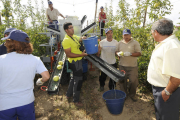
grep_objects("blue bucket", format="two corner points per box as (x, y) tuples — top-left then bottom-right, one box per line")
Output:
(83, 36), (98, 54)
(103, 90), (126, 115)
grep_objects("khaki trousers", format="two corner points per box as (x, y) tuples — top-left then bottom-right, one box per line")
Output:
(119, 65), (138, 97)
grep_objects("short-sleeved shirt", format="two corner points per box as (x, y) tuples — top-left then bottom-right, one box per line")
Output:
(99, 12), (106, 23)
(46, 8), (61, 21)
(0, 52), (47, 111)
(147, 35), (180, 87)
(116, 39), (141, 67)
(99, 39), (118, 64)
(62, 34), (82, 63)
(0, 43), (7, 55)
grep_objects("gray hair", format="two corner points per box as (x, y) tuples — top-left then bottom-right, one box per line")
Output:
(151, 18), (173, 35)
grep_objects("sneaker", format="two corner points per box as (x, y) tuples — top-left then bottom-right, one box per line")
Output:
(98, 86), (104, 92)
(130, 96), (138, 102)
(74, 102), (83, 107)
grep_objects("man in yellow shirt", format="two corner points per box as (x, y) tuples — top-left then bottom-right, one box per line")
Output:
(148, 18), (180, 120)
(62, 22), (87, 107)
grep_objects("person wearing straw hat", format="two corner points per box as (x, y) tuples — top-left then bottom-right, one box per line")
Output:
(116, 29), (141, 102)
(97, 28), (118, 91)
(0, 30), (50, 120)
(99, 6), (106, 36)
(0, 28), (16, 55)
(148, 18), (180, 120)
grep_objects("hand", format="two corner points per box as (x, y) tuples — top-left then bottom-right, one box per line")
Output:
(82, 50), (88, 56)
(50, 20), (53, 23)
(36, 78), (44, 86)
(124, 52), (131, 56)
(117, 51), (124, 57)
(161, 90), (170, 102)
(82, 36), (87, 40)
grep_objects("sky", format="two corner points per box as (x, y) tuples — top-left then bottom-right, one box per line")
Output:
(0, 0), (180, 26)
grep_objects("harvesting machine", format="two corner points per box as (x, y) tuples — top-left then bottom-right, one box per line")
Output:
(39, 16), (125, 94)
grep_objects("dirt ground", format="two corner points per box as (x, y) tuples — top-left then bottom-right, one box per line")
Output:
(34, 64), (156, 120)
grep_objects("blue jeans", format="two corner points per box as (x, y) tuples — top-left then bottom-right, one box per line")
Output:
(0, 102), (35, 120)
(49, 20), (59, 42)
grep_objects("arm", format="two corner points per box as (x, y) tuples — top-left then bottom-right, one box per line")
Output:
(46, 9), (53, 23)
(40, 71), (50, 82)
(47, 15), (53, 23)
(132, 41), (141, 57)
(79, 36), (87, 42)
(64, 48), (87, 58)
(99, 12), (104, 20)
(59, 13), (65, 19)
(131, 52), (141, 57)
(162, 76), (180, 102)
(97, 44), (102, 57)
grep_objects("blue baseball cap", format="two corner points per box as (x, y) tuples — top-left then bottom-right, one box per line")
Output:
(123, 29), (131, 35)
(105, 28), (112, 34)
(4, 28), (16, 35)
(100, 6), (104, 9)
(48, 1), (52, 4)
(1, 30), (30, 43)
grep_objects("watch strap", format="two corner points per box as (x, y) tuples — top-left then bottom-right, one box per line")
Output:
(164, 88), (172, 95)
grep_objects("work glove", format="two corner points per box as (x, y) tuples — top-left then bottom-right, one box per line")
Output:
(36, 78), (44, 86)
(117, 51), (124, 57)
(124, 52), (132, 56)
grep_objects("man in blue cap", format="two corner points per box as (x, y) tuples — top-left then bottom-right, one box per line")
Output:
(97, 28), (118, 91)
(0, 28), (16, 55)
(116, 29), (141, 102)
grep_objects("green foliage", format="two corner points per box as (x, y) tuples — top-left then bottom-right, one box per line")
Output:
(104, 0), (172, 93)
(0, 0), (48, 56)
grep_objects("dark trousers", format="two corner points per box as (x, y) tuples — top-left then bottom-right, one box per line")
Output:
(119, 66), (138, 98)
(66, 60), (83, 102)
(99, 22), (105, 36)
(49, 20), (59, 42)
(152, 86), (180, 120)
(99, 63), (117, 90)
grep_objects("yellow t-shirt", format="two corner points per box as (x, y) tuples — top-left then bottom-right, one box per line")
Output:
(62, 34), (82, 63)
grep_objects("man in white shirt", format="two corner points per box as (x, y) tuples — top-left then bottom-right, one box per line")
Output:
(147, 18), (180, 120)
(97, 28), (118, 91)
(46, 1), (65, 41)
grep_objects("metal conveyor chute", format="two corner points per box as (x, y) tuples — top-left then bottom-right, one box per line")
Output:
(47, 47), (69, 94)
(81, 22), (96, 35)
(85, 54), (125, 82)
(47, 26), (61, 35)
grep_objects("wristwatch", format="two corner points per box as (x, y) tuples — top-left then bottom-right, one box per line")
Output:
(164, 88), (172, 95)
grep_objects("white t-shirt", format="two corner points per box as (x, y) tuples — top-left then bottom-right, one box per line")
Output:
(99, 39), (118, 64)
(147, 35), (180, 87)
(0, 52), (47, 111)
(46, 8), (61, 21)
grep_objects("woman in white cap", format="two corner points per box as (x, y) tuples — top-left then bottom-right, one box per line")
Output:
(0, 30), (50, 120)
(99, 6), (107, 36)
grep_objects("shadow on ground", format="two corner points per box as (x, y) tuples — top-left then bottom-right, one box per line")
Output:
(34, 64), (156, 120)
